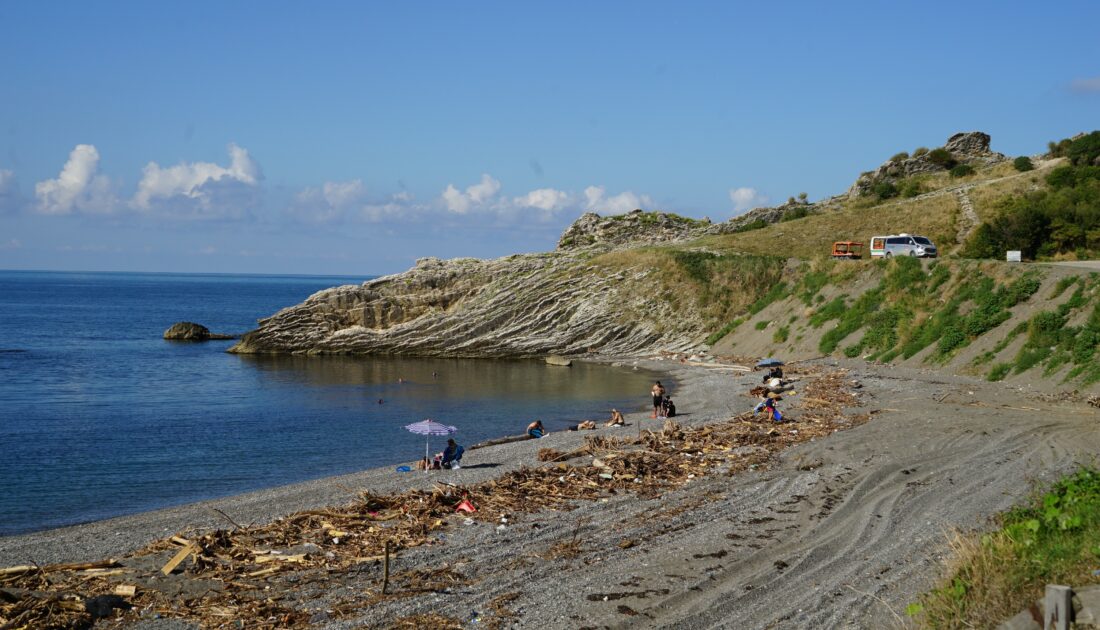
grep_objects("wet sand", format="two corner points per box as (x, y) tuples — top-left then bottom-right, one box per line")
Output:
(2, 357), (1097, 628)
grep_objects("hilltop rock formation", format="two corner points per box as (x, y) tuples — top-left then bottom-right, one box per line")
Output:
(230, 215), (708, 357)
(557, 209), (709, 250)
(847, 131), (1007, 198)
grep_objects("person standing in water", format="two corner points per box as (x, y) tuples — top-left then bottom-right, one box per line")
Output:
(651, 381), (666, 418)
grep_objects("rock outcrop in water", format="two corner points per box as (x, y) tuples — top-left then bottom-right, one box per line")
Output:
(164, 322), (236, 341)
(229, 214), (710, 357)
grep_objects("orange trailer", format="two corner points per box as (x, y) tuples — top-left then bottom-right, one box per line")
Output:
(831, 241), (864, 259)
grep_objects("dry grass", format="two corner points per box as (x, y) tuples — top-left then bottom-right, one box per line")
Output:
(917, 530), (1021, 629)
(698, 192), (960, 260)
(967, 164), (1058, 222)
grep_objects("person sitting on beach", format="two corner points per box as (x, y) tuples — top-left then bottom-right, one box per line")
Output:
(762, 366), (784, 383)
(662, 396), (676, 418)
(606, 408), (626, 427)
(440, 438), (464, 469)
(527, 420), (546, 439)
(754, 397), (783, 422)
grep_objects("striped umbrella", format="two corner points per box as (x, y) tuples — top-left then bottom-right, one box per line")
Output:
(404, 419), (457, 471)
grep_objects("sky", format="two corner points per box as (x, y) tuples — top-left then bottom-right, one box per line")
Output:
(1, 1), (1098, 276)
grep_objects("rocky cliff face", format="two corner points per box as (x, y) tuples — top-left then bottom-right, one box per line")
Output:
(230, 214), (709, 357)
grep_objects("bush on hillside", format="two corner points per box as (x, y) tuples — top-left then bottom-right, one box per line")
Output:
(912, 147), (929, 157)
(927, 148), (958, 169)
(1013, 156), (1034, 172)
(890, 151), (910, 163)
(873, 181), (899, 200)
(1066, 131), (1100, 166)
(899, 179), (923, 198)
(950, 164), (976, 178)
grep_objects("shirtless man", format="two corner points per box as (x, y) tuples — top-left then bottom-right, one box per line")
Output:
(606, 408), (626, 427)
(651, 381), (666, 418)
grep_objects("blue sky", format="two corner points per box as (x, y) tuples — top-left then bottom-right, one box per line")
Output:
(1, 1), (1098, 275)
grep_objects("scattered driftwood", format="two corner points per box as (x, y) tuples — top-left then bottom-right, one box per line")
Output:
(0, 370), (865, 629)
(469, 434), (530, 450)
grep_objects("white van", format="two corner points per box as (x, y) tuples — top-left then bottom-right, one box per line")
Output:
(869, 234), (938, 258)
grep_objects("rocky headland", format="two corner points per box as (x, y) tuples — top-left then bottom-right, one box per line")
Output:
(229, 210), (721, 357)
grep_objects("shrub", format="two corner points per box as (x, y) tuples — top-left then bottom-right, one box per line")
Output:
(913, 147), (929, 157)
(1066, 131), (1100, 166)
(1013, 156), (1034, 172)
(798, 192), (809, 203)
(950, 164), (975, 178)
(781, 206), (811, 222)
(873, 181), (899, 199)
(899, 179), (923, 198)
(890, 151), (910, 163)
(843, 344), (862, 358)
(927, 148), (958, 169)
(733, 219), (768, 233)
(773, 326), (789, 343)
(987, 362), (1011, 381)
(754, 320), (769, 330)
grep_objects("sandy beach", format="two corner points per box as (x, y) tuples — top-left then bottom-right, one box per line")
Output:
(2, 357), (1098, 629)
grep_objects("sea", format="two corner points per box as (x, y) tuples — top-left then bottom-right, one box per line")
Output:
(0, 270), (661, 536)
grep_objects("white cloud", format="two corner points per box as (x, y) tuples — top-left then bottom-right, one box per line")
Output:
(583, 185), (654, 214)
(289, 179), (366, 223)
(132, 143), (262, 219)
(513, 187), (571, 212)
(35, 145), (117, 214)
(1070, 77), (1100, 93)
(729, 187), (768, 214)
(441, 174), (501, 213)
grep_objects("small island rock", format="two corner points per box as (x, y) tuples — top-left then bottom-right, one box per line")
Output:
(164, 322), (235, 341)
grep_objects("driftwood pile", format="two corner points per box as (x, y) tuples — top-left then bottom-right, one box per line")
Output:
(0, 370), (864, 629)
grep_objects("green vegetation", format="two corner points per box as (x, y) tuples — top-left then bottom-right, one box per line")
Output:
(949, 164), (975, 178)
(733, 218), (768, 233)
(963, 131), (1100, 260)
(899, 178), (924, 198)
(873, 181), (899, 200)
(927, 148), (958, 169)
(705, 318), (742, 346)
(803, 259), (1050, 366)
(1012, 156), (1034, 172)
(891, 151), (910, 163)
(913, 147), (929, 157)
(781, 206), (812, 222)
(754, 320), (769, 331)
(987, 362), (1011, 381)
(773, 326), (789, 343)
(915, 469), (1100, 628)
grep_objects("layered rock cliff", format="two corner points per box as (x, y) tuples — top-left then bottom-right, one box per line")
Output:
(229, 217), (711, 357)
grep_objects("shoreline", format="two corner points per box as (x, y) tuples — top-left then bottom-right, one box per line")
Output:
(0, 356), (701, 567)
(6, 358), (1095, 628)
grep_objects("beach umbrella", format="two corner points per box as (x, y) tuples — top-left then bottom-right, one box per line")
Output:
(404, 419), (457, 471)
(755, 358), (785, 368)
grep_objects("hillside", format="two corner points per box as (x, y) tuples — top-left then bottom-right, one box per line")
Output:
(230, 130), (1100, 390)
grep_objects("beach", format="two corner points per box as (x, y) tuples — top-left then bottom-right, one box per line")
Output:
(2, 357), (1098, 628)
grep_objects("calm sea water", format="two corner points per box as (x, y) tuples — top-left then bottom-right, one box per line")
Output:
(0, 270), (660, 536)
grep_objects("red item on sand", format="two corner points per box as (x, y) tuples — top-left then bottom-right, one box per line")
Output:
(455, 498), (477, 513)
